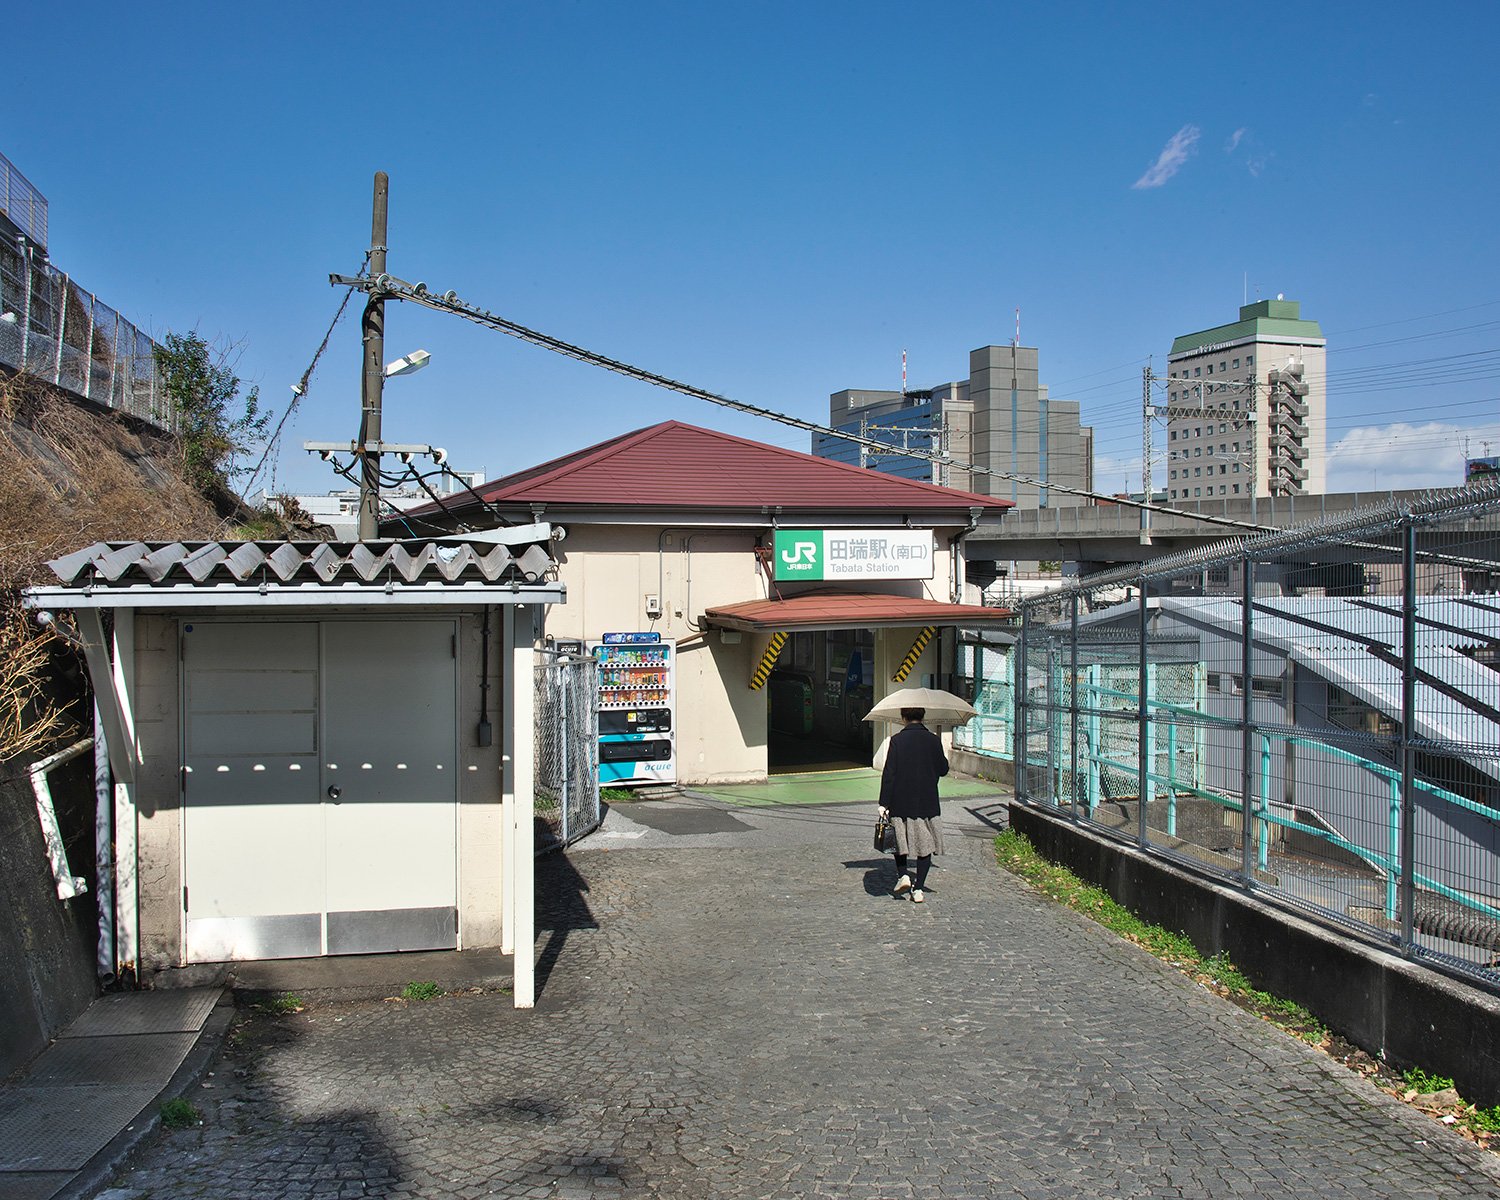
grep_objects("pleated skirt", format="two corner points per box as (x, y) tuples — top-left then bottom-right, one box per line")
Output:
(892, 815), (944, 858)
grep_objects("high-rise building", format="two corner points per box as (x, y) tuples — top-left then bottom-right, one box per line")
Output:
(816, 344), (1094, 509)
(1164, 298), (1326, 502)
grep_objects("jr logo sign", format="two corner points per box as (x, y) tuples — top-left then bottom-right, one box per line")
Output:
(778, 537), (822, 574)
(772, 530), (934, 582)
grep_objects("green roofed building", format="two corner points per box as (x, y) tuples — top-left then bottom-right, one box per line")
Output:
(1165, 298), (1327, 501)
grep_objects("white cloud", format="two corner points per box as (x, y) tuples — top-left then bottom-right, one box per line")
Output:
(1133, 125), (1201, 189)
(1226, 127), (1247, 153)
(1325, 422), (1470, 493)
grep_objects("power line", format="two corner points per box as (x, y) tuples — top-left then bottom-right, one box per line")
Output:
(331, 271), (1290, 535)
(245, 251), (371, 495)
(1327, 298), (1500, 337)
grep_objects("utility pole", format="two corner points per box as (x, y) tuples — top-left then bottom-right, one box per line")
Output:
(1141, 365), (1153, 544)
(357, 171), (389, 541)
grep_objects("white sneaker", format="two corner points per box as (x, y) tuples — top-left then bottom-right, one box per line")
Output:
(911, 888), (925, 904)
(893, 874), (912, 896)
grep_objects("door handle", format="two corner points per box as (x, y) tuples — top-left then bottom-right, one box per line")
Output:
(327, 785), (342, 801)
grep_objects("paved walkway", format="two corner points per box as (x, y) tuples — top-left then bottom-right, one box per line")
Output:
(0, 989), (226, 1200)
(98, 782), (1500, 1199)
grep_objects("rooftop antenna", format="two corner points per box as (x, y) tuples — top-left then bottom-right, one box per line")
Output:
(901, 348), (907, 398)
(1014, 307), (1021, 348)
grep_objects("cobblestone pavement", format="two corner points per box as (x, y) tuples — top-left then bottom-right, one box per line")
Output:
(105, 799), (1500, 1199)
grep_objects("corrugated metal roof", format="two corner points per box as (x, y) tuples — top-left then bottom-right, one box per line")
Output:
(1158, 596), (1500, 766)
(399, 421), (1012, 523)
(705, 591), (1014, 633)
(45, 534), (557, 589)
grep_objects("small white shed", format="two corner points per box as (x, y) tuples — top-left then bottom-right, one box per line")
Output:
(24, 529), (565, 1008)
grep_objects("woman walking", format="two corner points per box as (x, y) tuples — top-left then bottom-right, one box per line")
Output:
(878, 707), (948, 903)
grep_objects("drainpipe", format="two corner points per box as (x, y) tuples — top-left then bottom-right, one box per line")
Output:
(948, 506), (984, 604)
(94, 705), (115, 980)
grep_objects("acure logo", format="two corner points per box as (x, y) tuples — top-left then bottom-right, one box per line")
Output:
(780, 541), (818, 567)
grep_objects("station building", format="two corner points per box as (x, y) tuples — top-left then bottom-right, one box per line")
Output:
(395, 420), (1016, 783)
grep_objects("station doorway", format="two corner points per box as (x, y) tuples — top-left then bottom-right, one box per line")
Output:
(767, 629), (876, 774)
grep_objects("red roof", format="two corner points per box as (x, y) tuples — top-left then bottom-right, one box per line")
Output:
(404, 421), (1010, 519)
(704, 591), (1014, 632)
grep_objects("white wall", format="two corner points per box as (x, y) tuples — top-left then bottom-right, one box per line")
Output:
(545, 523), (966, 784)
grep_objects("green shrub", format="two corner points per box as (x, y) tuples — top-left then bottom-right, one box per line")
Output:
(1402, 1067), (1456, 1094)
(160, 1098), (201, 1129)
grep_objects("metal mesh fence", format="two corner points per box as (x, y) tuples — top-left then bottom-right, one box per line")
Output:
(0, 235), (174, 431)
(954, 635), (1015, 758)
(534, 650), (600, 853)
(1009, 481), (1500, 990)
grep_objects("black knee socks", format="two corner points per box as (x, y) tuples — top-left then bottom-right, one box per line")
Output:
(894, 853), (909, 878)
(913, 855), (932, 889)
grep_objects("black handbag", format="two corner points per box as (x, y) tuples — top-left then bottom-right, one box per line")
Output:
(873, 812), (893, 853)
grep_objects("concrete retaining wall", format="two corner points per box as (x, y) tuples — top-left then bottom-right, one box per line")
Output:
(1008, 801), (1500, 1108)
(0, 756), (98, 1077)
(949, 746), (1014, 789)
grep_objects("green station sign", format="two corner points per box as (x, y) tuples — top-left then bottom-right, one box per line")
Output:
(772, 529), (934, 582)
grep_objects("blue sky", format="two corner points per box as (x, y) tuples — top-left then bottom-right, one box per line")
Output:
(8, 2), (1499, 499)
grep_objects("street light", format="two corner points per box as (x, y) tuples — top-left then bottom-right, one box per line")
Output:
(384, 348), (430, 378)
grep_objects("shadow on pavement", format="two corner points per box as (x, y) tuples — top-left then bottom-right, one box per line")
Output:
(534, 836), (597, 1003)
(845, 856), (902, 897)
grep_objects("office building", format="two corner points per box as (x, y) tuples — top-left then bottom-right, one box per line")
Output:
(1164, 298), (1326, 501)
(816, 344), (1094, 509)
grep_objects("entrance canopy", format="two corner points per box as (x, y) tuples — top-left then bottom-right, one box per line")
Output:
(703, 591), (1015, 634)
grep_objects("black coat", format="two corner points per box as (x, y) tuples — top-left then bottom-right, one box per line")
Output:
(878, 722), (949, 818)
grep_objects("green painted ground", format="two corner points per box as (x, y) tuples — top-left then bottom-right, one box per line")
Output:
(689, 768), (1006, 808)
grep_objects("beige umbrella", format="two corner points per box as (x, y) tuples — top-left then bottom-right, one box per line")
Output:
(863, 686), (977, 727)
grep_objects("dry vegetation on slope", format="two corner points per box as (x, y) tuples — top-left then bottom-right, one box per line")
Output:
(0, 372), (230, 761)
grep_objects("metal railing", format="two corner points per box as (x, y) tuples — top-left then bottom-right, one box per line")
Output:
(0, 234), (174, 431)
(534, 650), (600, 852)
(0, 152), (47, 248)
(1000, 480), (1500, 988)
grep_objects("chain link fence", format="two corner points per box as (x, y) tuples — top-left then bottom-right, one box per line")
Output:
(1010, 481), (1500, 990)
(0, 235), (173, 431)
(535, 650), (600, 852)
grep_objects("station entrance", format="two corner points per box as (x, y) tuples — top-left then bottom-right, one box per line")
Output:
(766, 628), (876, 774)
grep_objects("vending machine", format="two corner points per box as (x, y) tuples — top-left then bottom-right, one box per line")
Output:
(589, 632), (676, 785)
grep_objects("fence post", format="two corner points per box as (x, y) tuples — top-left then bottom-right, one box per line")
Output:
(972, 637), (984, 754)
(1086, 663), (1101, 816)
(82, 291), (95, 401)
(1049, 642), (1062, 806)
(1240, 550), (1257, 885)
(559, 661), (570, 846)
(1399, 518), (1418, 954)
(1258, 733), (1272, 870)
(108, 308), (121, 411)
(1137, 581), (1150, 848)
(20, 243), (32, 368)
(1069, 594), (1080, 816)
(54, 272), (68, 386)
(1387, 775), (1401, 923)
(1166, 720), (1177, 838)
(1014, 604), (1029, 799)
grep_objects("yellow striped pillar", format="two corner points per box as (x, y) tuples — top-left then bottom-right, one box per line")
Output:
(749, 631), (788, 690)
(891, 626), (937, 683)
